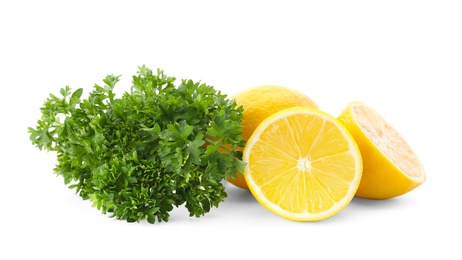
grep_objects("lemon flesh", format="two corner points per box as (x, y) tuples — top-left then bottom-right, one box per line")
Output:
(243, 107), (362, 221)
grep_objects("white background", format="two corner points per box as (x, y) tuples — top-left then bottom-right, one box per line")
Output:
(1, 0), (461, 259)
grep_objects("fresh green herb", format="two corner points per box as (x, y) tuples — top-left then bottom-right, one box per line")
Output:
(28, 65), (246, 224)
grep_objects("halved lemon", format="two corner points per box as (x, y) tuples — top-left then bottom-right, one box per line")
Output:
(243, 107), (363, 221)
(337, 101), (426, 199)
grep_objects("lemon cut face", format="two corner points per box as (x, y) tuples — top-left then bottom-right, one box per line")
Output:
(243, 107), (362, 221)
(338, 101), (426, 199)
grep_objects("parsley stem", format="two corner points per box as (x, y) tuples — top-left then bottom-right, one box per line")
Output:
(205, 137), (233, 154)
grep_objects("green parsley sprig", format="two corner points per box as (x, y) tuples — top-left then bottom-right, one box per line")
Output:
(28, 65), (246, 223)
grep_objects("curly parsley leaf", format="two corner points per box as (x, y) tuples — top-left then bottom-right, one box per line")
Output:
(28, 65), (246, 224)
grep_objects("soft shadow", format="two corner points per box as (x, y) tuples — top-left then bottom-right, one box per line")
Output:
(224, 184), (256, 205)
(286, 196), (412, 225)
(349, 196), (409, 208)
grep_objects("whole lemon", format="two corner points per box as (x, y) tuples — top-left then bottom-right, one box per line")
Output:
(227, 85), (319, 189)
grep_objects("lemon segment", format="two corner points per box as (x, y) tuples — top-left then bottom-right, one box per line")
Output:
(243, 107), (362, 221)
(338, 101), (426, 199)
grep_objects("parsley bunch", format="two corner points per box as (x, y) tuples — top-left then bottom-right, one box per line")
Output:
(29, 66), (246, 223)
